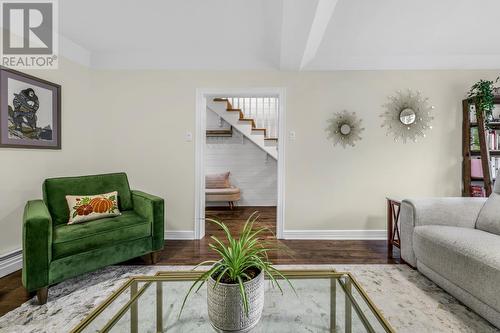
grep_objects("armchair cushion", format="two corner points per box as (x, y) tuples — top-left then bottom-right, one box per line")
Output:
(52, 211), (150, 259)
(476, 193), (500, 235)
(43, 173), (133, 226)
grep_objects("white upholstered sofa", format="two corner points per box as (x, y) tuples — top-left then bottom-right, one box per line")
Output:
(401, 185), (500, 328)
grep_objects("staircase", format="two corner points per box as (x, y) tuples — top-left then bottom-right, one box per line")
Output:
(208, 98), (278, 160)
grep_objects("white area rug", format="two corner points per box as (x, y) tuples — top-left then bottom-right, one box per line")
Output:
(0, 264), (497, 333)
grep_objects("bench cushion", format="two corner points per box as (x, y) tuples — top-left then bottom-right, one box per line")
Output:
(52, 211), (150, 259)
(205, 187), (240, 195)
(206, 187), (240, 202)
(206, 172), (230, 189)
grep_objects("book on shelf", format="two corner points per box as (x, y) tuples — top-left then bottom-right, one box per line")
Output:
(493, 104), (500, 120)
(470, 157), (500, 179)
(471, 158), (483, 178)
(487, 130), (500, 150)
(470, 128), (500, 151)
(470, 185), (486, 197)
(491, 156), (500, 178)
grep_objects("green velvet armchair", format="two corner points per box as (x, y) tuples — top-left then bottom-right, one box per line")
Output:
(22, 172), (164, 304)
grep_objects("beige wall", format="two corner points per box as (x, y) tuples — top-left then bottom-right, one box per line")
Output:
(1, 67), (499, 255)
(91, 69), (498, 232)
(0, 59), (95, 255)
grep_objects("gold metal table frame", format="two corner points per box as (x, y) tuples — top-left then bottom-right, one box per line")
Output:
(70, 270), (395, 333)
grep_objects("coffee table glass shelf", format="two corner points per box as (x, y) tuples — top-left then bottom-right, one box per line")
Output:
(71, 270), (394, 333)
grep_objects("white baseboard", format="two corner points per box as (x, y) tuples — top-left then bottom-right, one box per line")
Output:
(282, 229), (386, 240)
(164, 229), (386, 240)
(0, 249), (22, 278)
(164, 230), (196, 240)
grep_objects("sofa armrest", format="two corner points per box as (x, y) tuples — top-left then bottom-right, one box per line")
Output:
(131, 190), (164, 251)
(22, 200), (52, 292)
(400, 197), (486, 266)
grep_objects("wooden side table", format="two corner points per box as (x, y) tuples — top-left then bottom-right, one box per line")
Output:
(386, 197), (402, 259)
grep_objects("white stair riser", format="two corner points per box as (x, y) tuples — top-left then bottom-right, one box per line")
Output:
(251, 130), (265, 137)
(264, 140), (278, 147)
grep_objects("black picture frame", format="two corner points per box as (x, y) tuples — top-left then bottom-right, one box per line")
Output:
(0, 67), (61, 149)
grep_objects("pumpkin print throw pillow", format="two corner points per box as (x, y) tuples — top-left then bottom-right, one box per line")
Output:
(66, 191), (121, 224)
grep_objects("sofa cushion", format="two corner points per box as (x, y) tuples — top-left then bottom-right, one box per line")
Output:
(52, 211), (150, 259)
(413, 225), (500, 311)
(476, 192), (500, 235)
(43, 173), (133, 225)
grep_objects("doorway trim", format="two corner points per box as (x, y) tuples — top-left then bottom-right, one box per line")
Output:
(194, 88), (286, 239)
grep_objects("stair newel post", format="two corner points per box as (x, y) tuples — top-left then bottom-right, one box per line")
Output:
(476, 101), (493, 196)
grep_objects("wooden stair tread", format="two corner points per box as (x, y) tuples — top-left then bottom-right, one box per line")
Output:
(213, 98), (228, 102)
(264, 137), (278, 141)
(206, 128), (233, 137)
(226, 108), (241, 111)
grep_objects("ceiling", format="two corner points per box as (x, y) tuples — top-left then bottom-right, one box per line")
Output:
(59, 0), (500, 70)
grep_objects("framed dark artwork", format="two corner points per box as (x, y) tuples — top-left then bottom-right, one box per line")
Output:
(0, 67), (61, 149)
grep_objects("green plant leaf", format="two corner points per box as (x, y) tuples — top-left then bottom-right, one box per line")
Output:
(179, 212), (295, 319)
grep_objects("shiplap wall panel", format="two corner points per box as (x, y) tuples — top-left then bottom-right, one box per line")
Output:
(206, 111), (277, 206)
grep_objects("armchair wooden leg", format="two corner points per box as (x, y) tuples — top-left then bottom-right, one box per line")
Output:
(37, 287), (48, 305)
(151, 251), (159, 265)
(143, 251), (160, 265)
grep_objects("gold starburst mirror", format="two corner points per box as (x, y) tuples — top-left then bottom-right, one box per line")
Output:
(381, 89), (434, 143)
(326, 110), (365, 148)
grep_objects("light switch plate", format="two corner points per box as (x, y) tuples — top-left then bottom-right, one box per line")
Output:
(289, 130), (296, 141)
(185, 131), (193, 142)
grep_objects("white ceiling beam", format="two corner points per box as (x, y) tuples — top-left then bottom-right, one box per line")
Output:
(279, 0), (319, 70)
(299, 0), (339, 69)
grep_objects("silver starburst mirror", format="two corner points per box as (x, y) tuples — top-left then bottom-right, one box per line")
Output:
(326, 110), (364, 148)
(381, 89), (434, 143)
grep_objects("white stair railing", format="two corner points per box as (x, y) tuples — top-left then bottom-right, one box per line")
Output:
(228, 97), (279, 138)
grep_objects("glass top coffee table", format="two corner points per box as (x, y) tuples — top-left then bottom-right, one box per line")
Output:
(71, 270), (394, 333)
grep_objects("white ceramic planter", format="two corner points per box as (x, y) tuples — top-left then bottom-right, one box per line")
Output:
(207, 270), (265, 332)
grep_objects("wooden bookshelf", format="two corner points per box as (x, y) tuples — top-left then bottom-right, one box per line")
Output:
(462, 96), (500, 197)
(470, 121), (500, 128)
(470, 150), (500, 156)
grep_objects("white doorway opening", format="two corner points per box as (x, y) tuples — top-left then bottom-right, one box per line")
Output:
(194, 88), (286, 239)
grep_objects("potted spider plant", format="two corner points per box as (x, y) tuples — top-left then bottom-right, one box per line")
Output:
(180, 212), (294, 332)
(468, 77), (499, 129)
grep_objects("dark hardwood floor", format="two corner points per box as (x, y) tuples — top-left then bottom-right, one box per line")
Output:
(0, 206), (400, 316)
